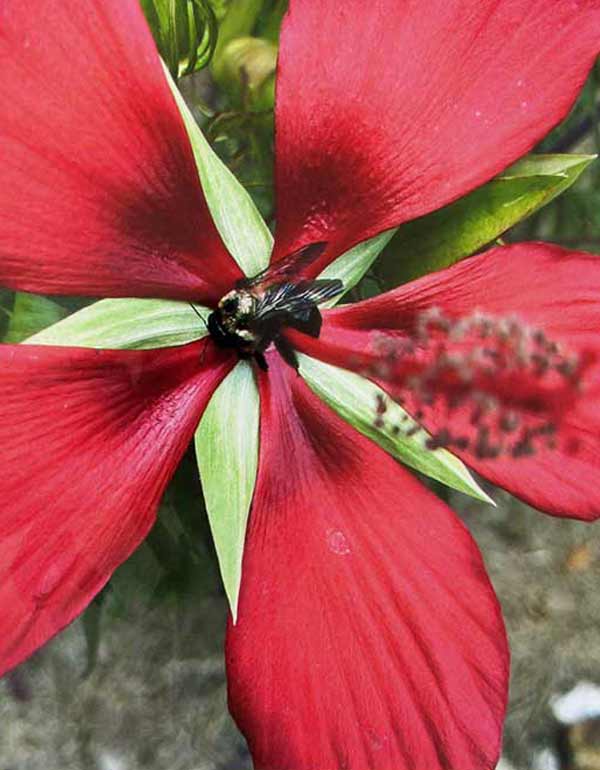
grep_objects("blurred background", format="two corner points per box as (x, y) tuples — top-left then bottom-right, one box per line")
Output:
(2, 2), (600, 768)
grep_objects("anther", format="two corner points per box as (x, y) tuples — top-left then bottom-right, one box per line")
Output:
(375, 394), (388, 415)
(367, 307), (588, 462)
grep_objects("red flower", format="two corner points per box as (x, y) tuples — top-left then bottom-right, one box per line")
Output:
(1, 1), (600, 768)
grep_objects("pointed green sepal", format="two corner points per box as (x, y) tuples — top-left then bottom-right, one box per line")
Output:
(195, 362), (259, 620)
(163, 63), (273, 277)
(318, 228), (397, 306)
(26, 298), (208, 349)
(298, 354), (494, 504)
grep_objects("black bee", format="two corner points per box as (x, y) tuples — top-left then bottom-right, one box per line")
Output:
(208, 243), (343, 371)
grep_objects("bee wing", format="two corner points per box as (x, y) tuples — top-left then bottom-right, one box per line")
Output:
(237, 242), (328, 291)
(295, 279), (345, 307)
(254, 280), (343, 323)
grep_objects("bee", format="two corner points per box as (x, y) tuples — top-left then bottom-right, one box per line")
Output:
(208, 243), (343, 371)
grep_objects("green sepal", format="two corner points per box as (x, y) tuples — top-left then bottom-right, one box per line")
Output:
(319, 228), (397, 306)
(195, 362), (259, 621)
(376, 153), (595, 286)
(298, 354), (494, 504)
(26, 298), (208, 349)
(4, 293), (68, 343)
(164, 63), (273, 277)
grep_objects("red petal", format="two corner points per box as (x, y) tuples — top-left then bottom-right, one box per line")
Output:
(0, 340), (233, 675)
(0, 0), (241, 302)
(272, 0), (600, 274)
(289, 243), (600, 520)
(226, 355), (508, 770)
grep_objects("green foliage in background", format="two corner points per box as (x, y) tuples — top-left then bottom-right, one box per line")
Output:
(140, 0), (218, 77)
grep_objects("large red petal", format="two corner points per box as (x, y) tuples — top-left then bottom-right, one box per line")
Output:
(272, 0), (600, 275)
(0, 0), (241, 302)
(0, 340), (233, 675)
(288, 243), (600, 520)
(226, 355), (508, 770)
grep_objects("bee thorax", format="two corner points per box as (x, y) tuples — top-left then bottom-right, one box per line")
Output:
(207, 288), (260, 354)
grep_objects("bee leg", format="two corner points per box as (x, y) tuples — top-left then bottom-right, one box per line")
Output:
(253, 351), (269, 371)
(274, 335), (299, 373)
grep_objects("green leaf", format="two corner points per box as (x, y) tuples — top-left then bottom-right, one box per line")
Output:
(507, 153), (595, 182)
(26, 298), (208, 349)
(195, 362), (259, 620)
(318, 228), (396, 305)
(376, 153), (595, 286)
(5, 293), (68, 343)
(164, 62), (273, 277)
(298, 354), (493, 504)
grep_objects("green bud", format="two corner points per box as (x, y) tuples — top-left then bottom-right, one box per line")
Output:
(217, 36), (277, 110)
(140, 0), (218, 79)
(211, 0), (264, 76)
